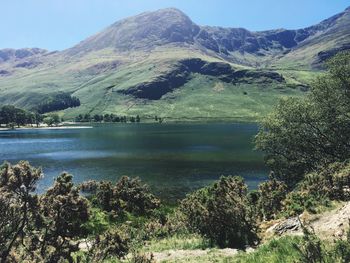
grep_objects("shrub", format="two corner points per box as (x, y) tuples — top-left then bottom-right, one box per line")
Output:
(180, 176), (259, 248)
(0, 161), (42, 262)
(86, 177), (160, 217)
(39, 173), (90, 262)
(258, 174), (287, 220)
(295, 224), (325, 263)
(332, 221), (350, 262)
(90, 229), (130, 261)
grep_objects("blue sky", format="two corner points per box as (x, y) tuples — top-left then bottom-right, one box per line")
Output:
(1, 0), (349, 50)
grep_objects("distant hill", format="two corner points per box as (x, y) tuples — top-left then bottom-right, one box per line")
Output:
(0, 7), (349, 121)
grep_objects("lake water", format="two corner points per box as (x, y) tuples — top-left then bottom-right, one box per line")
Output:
(0, 123), (268, 201)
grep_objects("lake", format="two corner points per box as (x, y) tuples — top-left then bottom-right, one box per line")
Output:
(0, 123), (268, 201)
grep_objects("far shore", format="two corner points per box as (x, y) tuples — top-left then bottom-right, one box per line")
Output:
(0, 125), (93, 131)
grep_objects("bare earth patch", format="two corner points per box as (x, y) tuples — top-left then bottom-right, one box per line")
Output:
(213, 82), (225, 92)
(149, 248), (248, 262)
(266, 202), (350, 240)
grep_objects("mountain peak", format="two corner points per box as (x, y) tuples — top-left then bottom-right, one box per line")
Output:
(69, 7), (199, 54)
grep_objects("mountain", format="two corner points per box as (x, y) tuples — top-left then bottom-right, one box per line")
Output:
(0, 7), (349, 121)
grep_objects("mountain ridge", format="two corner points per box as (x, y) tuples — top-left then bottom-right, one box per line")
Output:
(0, 7), (349, 121)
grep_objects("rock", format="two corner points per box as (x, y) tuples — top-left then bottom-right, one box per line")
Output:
(119, 58), (285, 100)
(0, 70), (10, 76)
(271, 217), (301, 235)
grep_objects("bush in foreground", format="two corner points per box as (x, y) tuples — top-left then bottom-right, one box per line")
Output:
(180, 176), (259, 249)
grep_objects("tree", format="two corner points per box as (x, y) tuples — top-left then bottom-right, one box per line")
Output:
(43, 114), (60, 127)
(104, 114), (111, 122)
(34, 112), (43, 127)
(37, 92), (80, 114)
(0, 105), (40, 127)
(0, 161), (42, 263)
(93, 114), (102, 122)
(113, 176), (160, 216)
(180, 176), (258, 248)
(255, 52), (350, 186)
(14, 108), (27, 127)
(39, 173), (89, 262)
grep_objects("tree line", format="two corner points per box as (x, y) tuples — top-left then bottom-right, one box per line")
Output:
(0, 105), (42, 128)
(0, 105), (62, 128)
(37, 93), (80, 114)
(75, 113), (140, 123)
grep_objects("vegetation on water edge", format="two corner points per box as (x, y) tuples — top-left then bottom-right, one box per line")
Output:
(0, 105), (63, 128)
(75, 113), (141, 123)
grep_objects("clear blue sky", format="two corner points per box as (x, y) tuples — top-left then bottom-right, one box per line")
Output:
(1, 0), (349, 51)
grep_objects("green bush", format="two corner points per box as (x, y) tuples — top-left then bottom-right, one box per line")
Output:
(281, 161), (350, 216)
(82, 176), (160, 217)
(257, 175), (287, 220)
(180, 176), (259, 248)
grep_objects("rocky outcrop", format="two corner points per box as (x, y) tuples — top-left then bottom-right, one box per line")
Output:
(269, 217), (301, 235)
(0, 48), (47, 63)
(316, 43), (350, 64)
(120, 64), (190, 100)
(119, 58), (285, 100)
(15, 61), (42, 69)
(84, 60), (123, 75)
(0, 70), (10, 76)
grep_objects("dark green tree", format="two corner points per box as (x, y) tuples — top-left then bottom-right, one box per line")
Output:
(255, 52), (350, 186)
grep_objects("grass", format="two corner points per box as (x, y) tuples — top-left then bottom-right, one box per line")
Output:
(142, 234), (211, 253)
(0, 46), (311, 122)
(133, 235), (303, 263)
(233, 236), (302, 263)
(62, 73), (306, 122)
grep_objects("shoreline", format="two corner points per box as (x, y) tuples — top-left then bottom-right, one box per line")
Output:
(0, 126), (93, 131)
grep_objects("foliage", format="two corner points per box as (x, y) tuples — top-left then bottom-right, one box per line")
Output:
(234, 236), (302, 263)
(130, 252), (155, 263)
(282, 161), (350, 216)
(89, 229), (130, 262)
(0, 161), (42, 262)
(295, 224), (325, 263)
(257, 174), (287, 220)
(76, 113), (139, 123)
(39, 173), (90, 262)
(82, 208), (110, 236)
(0, 105), (42, 127)
(82, 177), (160, 217)
(43, 114), (60, 126)
(332, 221), (350, 263)
(255, 52), (350, 186)
(180, 176), (259, 248)
(37, 92), (80, 114)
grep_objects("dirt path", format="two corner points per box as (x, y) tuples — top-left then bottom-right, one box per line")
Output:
(267, 202), (350, 240)
(311, 202), (350, 239)
(149, 248), (252, 262)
